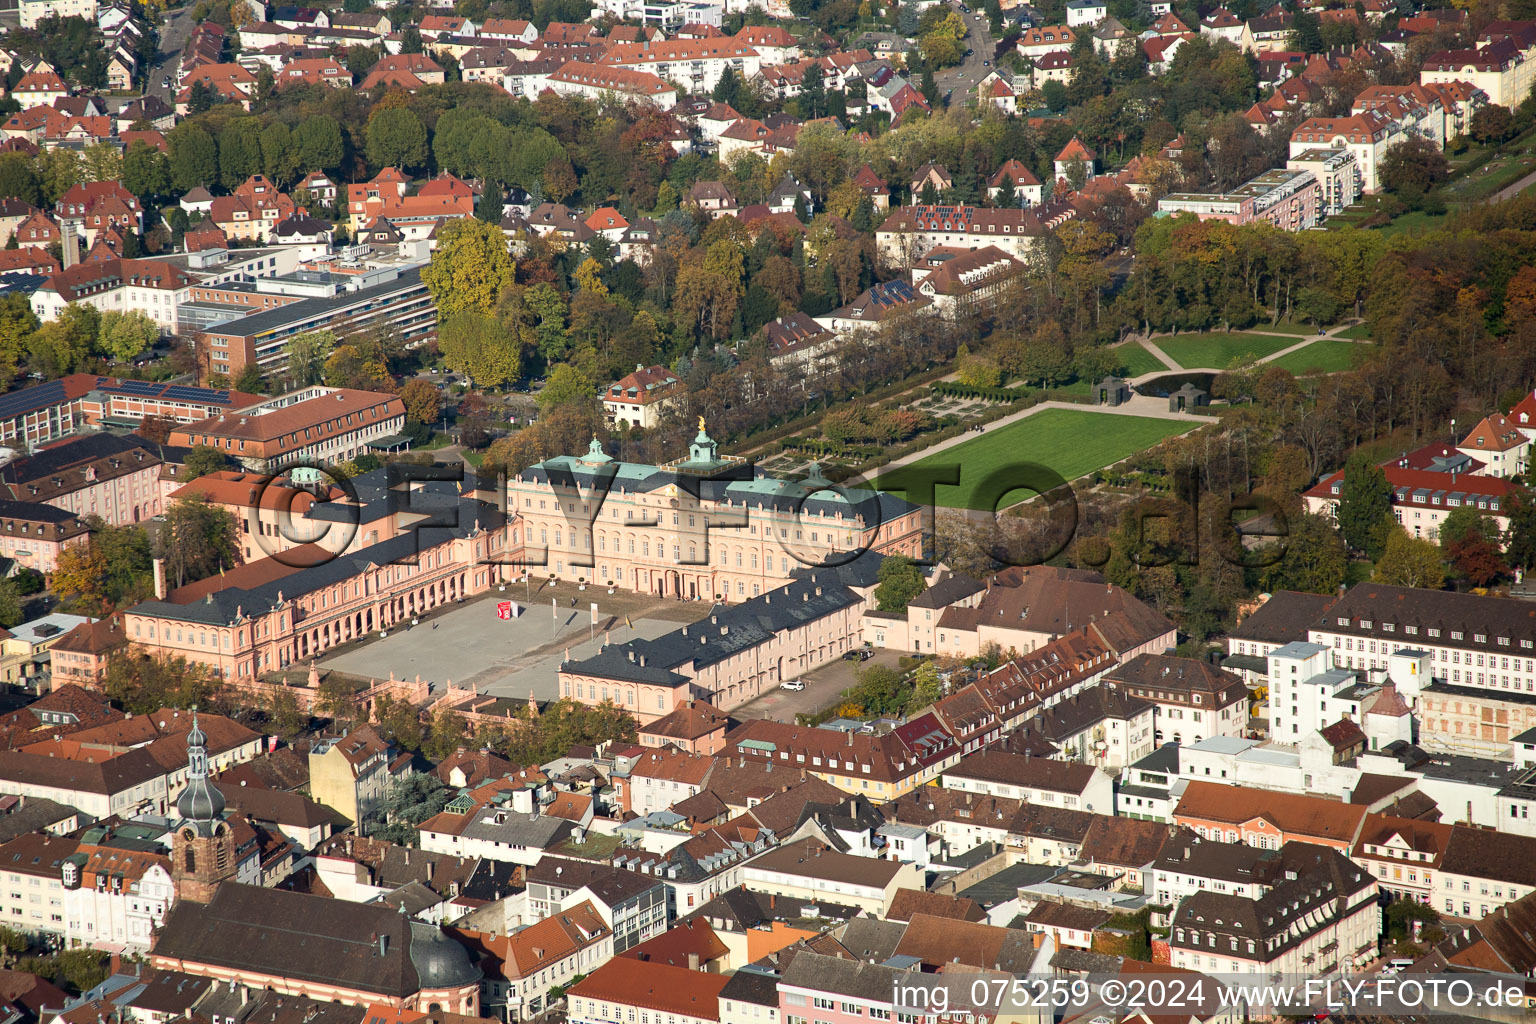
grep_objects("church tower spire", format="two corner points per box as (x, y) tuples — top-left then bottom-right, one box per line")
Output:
(172, 711), (236, 902)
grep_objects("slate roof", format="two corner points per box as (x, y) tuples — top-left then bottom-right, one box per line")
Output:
(128, 495), (503, 625)
(1228, 590), (1338, 645)
(564, 572), (863, 686)
(779, 951), (911, 1001)
(150, 883), (481, 996)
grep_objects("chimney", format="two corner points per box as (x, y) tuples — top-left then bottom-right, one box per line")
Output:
(61, 221), (77, 270)
(152, 557), (166, 600)
(688, 952), (701, 971)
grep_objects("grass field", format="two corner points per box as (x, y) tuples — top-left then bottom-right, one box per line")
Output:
(1336, 323), (1373, 340)
(1268, 340), (1365, 376)
(1251, 319), (1318, 336)
(1114, 342), (1168, 377)
(1154, 332), (1294, 370)
(879, 408), (1192, 510)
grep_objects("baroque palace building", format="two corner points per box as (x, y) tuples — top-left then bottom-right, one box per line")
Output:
(123, 471), (510, 679)
(508, 424), (923, 602)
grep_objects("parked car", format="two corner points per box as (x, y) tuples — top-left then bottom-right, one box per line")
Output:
(780, 679), (805, 691)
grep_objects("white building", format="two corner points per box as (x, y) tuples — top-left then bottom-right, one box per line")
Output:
(1169, 844), (1380, 975)
(1064, 0), (1105, 26)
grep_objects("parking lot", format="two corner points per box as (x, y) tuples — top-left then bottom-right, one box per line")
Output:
(730, 647), (906, 723)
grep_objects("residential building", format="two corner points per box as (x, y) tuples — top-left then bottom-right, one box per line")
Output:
(741, 838), (920, 914)
(876, 202), (1077, 267)
(1001, 683), (1156, 769)
(450, 902), (612, 1020)
(560, 572), (865, 720)
(0, 833), (73, 936)
(0, 499), (89, 573)
(523, 857), (668, 953)
(0, 433), (171, 527)
(598, 39), (761, 93)
(1157, 168), (1321, 230)
(187, 267), (437, 382)
(309, 726), (398, 826)
(546, 61), (679, 107)
(943, 750), (1115, 814)
(1436, 826), (1536, 918)
(1288, 112), (1402, 193)
(569, 958), (728, 1024)
(603, 365), (682, 430)
(723, 712), (959, 800)
(1286, 147), (1361, 216)
(49, 615), (129, 689)
(1457, 412), (1530, 476)
(1168, 843), (1379, 974)
(1173, 781), (1368, 851)
(1351, 813), (1453, 905)
(1105, 654), (1249, 744)
(1304, 462), (1513, 544)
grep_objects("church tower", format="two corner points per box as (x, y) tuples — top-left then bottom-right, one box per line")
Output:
(171, 713), (236, 903)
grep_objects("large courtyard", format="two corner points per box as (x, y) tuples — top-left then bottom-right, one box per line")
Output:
(318, 581), (705, 702)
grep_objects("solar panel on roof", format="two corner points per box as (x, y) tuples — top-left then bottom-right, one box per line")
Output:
(110, 380), (161, 396)
(165, 386), (221, 402)
(0, 380), (66, 421)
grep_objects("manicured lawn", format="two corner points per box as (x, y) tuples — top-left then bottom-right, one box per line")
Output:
(1376, 208), (1449, 238)
(1114, 341), (1168, 377)
(1154, 332), (1294, 370)
(1250, 319), (1318, 336)
(879, 408), (1193, 510)
(1268, 340), (1365, 376)
(1336, 323), (1373, 340)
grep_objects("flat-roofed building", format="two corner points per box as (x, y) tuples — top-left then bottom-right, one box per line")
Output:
(191, 266), (435, 382)
(168, 386), (407, 473)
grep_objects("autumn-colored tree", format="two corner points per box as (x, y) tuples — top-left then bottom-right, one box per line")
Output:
(51, 542), (113, 616)
(158, 495), (242, 589)
(398, 379), (441, 425)
(422, 219), (515, 319)
(675, 265), (740, 340)
(137, 414), (175, 444)
(437, 311), (523, 390)
(1446, 532), (1506, 587)
(1373, 529), (1445, 590)
(324, 344), (393, 392)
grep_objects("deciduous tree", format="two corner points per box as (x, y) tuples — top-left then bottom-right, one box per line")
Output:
(1373, 528), (1445, 589)
(421, 219), (515, 319)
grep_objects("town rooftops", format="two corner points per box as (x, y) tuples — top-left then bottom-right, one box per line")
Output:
(1174, 781), (1367, 844)
(1228, 590), (1338, 646)
(150, 883), (481, 996)
(946, 750), (1102, 796)
(747, 838), (905, 888)
(568, 957), (728, 1018)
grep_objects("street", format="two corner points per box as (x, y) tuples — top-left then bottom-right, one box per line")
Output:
(728, 648), (904, 722)
(935, 0), (996, 105)
(146, 6), (195, 104)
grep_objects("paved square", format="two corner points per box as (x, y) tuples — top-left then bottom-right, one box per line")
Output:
(319, 582), (705, 702)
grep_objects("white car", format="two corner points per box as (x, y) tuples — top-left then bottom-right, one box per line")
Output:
(780, 679), (805, 691)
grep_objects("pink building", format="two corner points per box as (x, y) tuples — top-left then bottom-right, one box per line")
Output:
(0, 434), (169, 526)
(0, 499), (89, 573)
(1157, 167), (1321, 230)
(558, 570), (865, 723)
(124, 504), (510, 680)
(509, 429), (923, 603)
